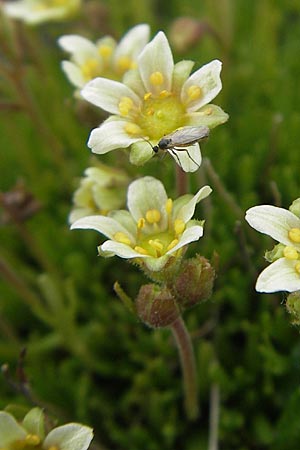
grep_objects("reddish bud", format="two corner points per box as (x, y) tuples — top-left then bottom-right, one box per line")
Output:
(172, 255), (215, 308)
(136, 284), (180, 328)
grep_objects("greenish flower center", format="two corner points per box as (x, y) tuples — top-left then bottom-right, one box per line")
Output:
(137, 94), (186, 141)
(113, 201), (186, 259)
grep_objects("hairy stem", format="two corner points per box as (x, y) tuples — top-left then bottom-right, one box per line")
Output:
(170, 316), (198, 420)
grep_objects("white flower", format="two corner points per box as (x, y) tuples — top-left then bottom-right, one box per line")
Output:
(58, 24), (150, 92)
(1, 0), (81, 25)
(71, 176), (212, 271)
(0, 408), (93, 450)
(245, 203), (300, 293)
(69, 163), (130, 224)
(81, 31), (228, 172)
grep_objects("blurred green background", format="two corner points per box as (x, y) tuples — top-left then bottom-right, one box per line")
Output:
(1, 1), (300, 449)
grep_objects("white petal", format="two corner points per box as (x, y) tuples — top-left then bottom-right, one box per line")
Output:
(168, 143), (202, 173)
(61, 61), (86, 89)
(0, 412), (26, 447)
(71, 215), (136, 242)
(182, 60), (222, 111)
(108, 210), (137, 235)
(138, 32), (174, 93)
(245, 205), (300, 250)
(114, 24), (150, 61)
(44, 424), (93, 450)
(166, 225), (204, 254)
(176, 185), (212, 222)
(81, 78), (140, 114)
(100, 240), (145, 259)
(87, 120), (140, 154)
(127, 177), (168, 228)
(255, 258), (300, 293)
(58, 35), (98, 63)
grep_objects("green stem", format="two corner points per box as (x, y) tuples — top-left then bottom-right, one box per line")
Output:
(170, 316), (198, 420)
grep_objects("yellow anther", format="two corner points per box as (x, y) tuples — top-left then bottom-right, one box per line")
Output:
(174, 218), (185, 235)
(98, 45), (113, 58)
(146, 108), (154, 116)
(134, 246), (149, 255)
(124, 123), (141, 136)
(116, 56), (134, 72)
(149, 71), (164, 86)
(114, 232), (132, 246)
(289, 227), (300, 243)
(137, 218), (146, 229)
(187, 85), (202, 101)
(25, 434), (40, 446)
(81, 59), (100, 79)
(149, 239), (164, 252)
(144, 92), (152, 101)
(167, 239), (179, 251)
(295, 262), (300, 274)
(165, 198), (173, 215)
(283, 246), (299, 260)
(119, 96), (134, 116)
(145, 209), (161, 224)
(159, 90), (171, 98)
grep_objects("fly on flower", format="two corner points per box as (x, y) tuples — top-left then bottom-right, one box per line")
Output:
(152, 125), (210, 170)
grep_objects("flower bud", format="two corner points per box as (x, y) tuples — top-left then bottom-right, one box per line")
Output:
(135, 284), (180, 328)
(286, 291), (300, 325)
(172, 255), (215, 308)
(169, 17), (208, 53)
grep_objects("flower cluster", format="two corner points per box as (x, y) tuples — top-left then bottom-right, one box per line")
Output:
(246, 199), (300, 293)
(71, 176), (212, 272)
(0, 407), (93, 450)
(59, 24), (150, 93)
(81, 31), (228, 172)
(69, 163), (130, 224)
(1, 0), (81, 24)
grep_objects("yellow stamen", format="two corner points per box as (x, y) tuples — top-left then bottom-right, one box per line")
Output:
(174, 218), (185, 235)
(119, 96), (134, 116)
(116, 56), (135, 72)
(149, 239), (164, 252)
(159, 90), (171, 98)
(295, 262), (300, 274)
(124, 123), (142, 136)
(165, 198), (173, 215)
(81, 59), (100, 79)
(137, 218), (146, 229)
(283, 246), (299, 260)
(167, 239), (179, 251)
(187, 85), (202, 101)
(144, 92), (152, 101)
(146, 108), (154, 116)
(25, 435), (40, 446)
(149, 71), (164, 86)
(98, 45), (113, 58)
(289, 227), (300, 243)
(145, 209), (161, 224)
(47, 446), (59, 450)
(134, 246), (149, 255)
(114, 232), (132, 246)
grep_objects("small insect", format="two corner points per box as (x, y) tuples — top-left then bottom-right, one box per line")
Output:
(151, 125), (210, 171)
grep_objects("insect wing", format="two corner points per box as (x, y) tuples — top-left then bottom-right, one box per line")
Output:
(168, 143), (202, 172)
(164, 126), (209, 148)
